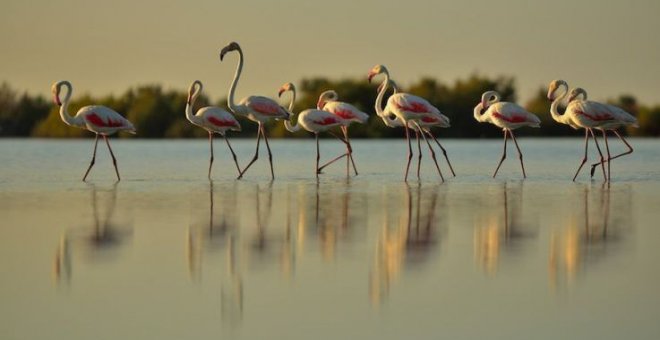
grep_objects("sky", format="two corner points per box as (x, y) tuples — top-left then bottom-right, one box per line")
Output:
(1, 0), (659, 105)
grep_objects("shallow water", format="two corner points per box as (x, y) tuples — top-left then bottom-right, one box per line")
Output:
(1, 138), (660, 339)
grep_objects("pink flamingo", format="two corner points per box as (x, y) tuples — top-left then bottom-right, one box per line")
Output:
(369, 64), (445, 181)
(51, 80), (136, 181)
(474, 90), (541, 178)
(567, 87), (638, 182)
(220, 42), (291, 180)
(278, 83), (350, 178)
(315, 90), (369, 176)
(547, 80), (608, 181)
(185, 80), (242, 179)
(378, 80), (456, 178)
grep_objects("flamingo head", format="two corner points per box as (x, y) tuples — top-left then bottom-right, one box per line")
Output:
(51, 80), (70, 106)
(187, 80), (202, 104)
(568, 87), (587, 102)
(368, 64), (388, 83)
(547, 79), (568, 101)
(480, 90), (500, 109)
(278, 82), (295, 97)
(317, 90), (338, 109)
(220, 42), (241, 61)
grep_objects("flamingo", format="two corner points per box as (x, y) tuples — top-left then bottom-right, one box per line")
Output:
(378, 80), (456, 178)
(278, 82), (349, 178)
(473, 91), (541, 178)
(315, 90), (369, 176)
(369, 64), (445, 181)
(220, 42), (291, 180)
(51, 80), (136, 181)
(185, 80), (242, 179)
(567, 87), (638, 182)
(547, 79), (607, 181)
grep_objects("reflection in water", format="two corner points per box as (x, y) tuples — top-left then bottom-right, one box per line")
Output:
(474, 182), (536, 276)
(370, 183), (443, 306)
(549, 184), (631, 290)
(53, 183), (132, 284)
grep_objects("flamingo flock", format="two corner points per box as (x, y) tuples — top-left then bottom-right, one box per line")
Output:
(51, 41), (637, 183)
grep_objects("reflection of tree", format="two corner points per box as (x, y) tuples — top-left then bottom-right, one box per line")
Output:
(548, 185), (631, 290)
(53, 183), (131, 284)
(370, 183), (443, 306)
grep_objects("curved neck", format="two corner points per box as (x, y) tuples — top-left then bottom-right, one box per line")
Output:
(473, 103), (487, 122)
(186, 85), (202, 124)
(58, 83), (79, 127)
(550, 84), (569, 123)
(227, 48), (244, 114)
(283, 88), (300, 132)
(374, 72), (390, 117)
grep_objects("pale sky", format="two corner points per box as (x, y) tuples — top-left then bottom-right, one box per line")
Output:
(2, 0), (659, 104)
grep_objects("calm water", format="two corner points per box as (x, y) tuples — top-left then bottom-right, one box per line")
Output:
(1, 138), (660, 339)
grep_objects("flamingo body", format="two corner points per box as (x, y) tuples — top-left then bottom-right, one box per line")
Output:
(191, 107), (241, 134)
(479, 102), (540, 130)
(567, 100), (638, 130)
(75, 105), (136, 135)
(296, 109), (344, 133)
(321, 101), (368, 125)
(239, 95), (291, 123)
(386, 93), (443, 124)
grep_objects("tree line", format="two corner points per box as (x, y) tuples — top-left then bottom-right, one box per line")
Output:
(1, 75), (658, 138)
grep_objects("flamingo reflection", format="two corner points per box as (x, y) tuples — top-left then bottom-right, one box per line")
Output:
(53, 183), (132, 284)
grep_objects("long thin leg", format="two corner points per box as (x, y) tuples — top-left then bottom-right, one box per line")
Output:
(208, 132), (214, 179)
(262, 125), (275, 180)
(573, 129), (590, 181)
(223, 134), (241, 176)
(403, 124), (413, 182)
(415, 129), (422, 179)
(317, 153), (348, 173)
(589, 128), (607, 181)
(315, 133), (320, 179)
(103, 135), (120, 181)
(343, 126), (358, 176)
(82, 134), (100, 182)
(426, 130), (456, 177)
(238, 123), (262, 179)
(509, 130), (526, 178)
(602, 130), (612, 182)
(493, 130), (508, 178)
(589, 130), (634, 177)
(415, 123), (444, 182)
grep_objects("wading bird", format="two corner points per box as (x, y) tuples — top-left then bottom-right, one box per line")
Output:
(567, 87), (638, 182)
(378, 80), (456, 178)
(220, 42), (291, 180)
(369, 65), (445, 181)
(185, 80), (242, 179)
(473, 91), (541, 178)
(278, 83), (350, 178)
(51, 80), (136, 181)
(315, 90), (369, 176)
(547, 80), (607, 181)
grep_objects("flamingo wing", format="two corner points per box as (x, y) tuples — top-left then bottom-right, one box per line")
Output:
(323, 101), (369, 124)
(199, 107), (241, 131)
(570, 100), (622, 125)
(242, 96), (290, 118)
(490, 102), (540, 127)
(79, 105), (135, 133)
(300, 109), (343, 131)
(389, 93), (441, 116)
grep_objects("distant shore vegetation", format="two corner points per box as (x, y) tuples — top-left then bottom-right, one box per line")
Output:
(1, 75), (658, 138)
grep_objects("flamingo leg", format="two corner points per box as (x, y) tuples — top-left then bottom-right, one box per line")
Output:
(262, 125), (275, 180)
(415, 123), (444, 182)
(572, 129), (590, 181)
(315, 133), (320, 179)
(415, 128), (422, 180)
(493, 130), (509, 178)
(403, 123), (413, 182)
(602, 130), (612, 182)
(425, 129), (456, 177)
(343, 126), (358, 176)
(588, 128), (607, 181)
(103, 135), (120, 181)
(509, 129), (526, 178)
(589, 130), (634, 178)
(223, 134), (241, 176)
(317, 154), (348, 174)
(237, 122), (262, 180)
(208, 132), (214, 179)
(82, 134), (100, 182)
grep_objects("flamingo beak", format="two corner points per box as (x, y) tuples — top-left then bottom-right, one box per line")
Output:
(367, 73), (375, 83)
(54, 95), (61, 106)
(220, 47), (229, 61)
(317, 99), (325, 110)
(278, 88), (285, 97)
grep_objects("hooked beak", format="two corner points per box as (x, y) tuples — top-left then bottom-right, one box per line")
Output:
(54, 95), (61, 106)
(316, 99), (325, 110)
(219, 47), (230, 61)
(278, 88), (286, 97)
(367, 72), (375, 83)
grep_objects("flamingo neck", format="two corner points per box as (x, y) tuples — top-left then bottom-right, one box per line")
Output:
(473, 103), (487, 123)
(58, 82), (81, 127)
(550, 84), (569, 124)
(186, 84), (203, 125)
(227, 48), (245, 115)
(374, 72), (390, 117)
(283, 88), (301, 132)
